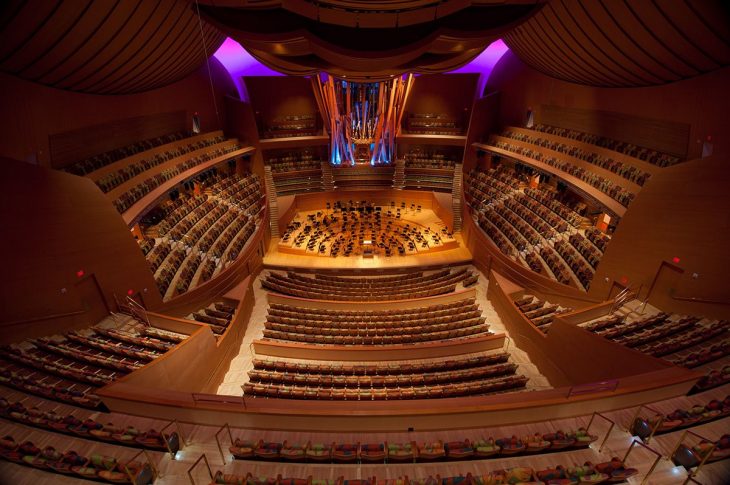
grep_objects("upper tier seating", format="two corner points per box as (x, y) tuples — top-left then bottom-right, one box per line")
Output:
(261, 268), (477, 301)
(465, 168), (608, 290)
(63, 131), (190, 176)
(531, 124), (682, 167)
(268, 150), (324, 196)
(402, 149), (457, 192)
(487, 136), (636, 207)
(112, 143), (246, 214)
(93, 133), (226, 193)
(501, 129), (651, 186)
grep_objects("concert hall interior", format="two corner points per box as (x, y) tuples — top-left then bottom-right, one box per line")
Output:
(2, 1), (730, 484)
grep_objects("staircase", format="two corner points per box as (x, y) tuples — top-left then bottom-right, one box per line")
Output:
(263, 166), (280, 238)
(451, 163), (463, 232)
(393, 159), (405, 189)
(321, 161), (335, 191)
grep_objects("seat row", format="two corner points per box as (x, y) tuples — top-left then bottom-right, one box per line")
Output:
(501, 129), (651, 186)
(582, 309), (730, 369)
(0, 434), (155, 484)
(0, 397), (179, 453)
(489, 139), (635, 207)
(112, 143), (243, 213)
(226, 430), (598, 464)
(211, 456), (637, 485)
(268, 299), (478, 322)
(251, 353), (510, 376)
(631, 394), (730, 438)
(94, 134), (226, 193)
(243, 375), (528, 400)
(515, 295), (572, 334)
(262, 270), (474, 301)
(262, 323), (492, 345)
(247, 362), (517, 389)
(531, 123), (681, 167)
(64, 131), (189, 176)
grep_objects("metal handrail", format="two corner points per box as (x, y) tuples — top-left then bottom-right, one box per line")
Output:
(214, 423), (234, 464)
(126, 295), (151, 326)
(187, 453), (212, 485)
(668, 429), (718, 485)
(622, 439), (663, 485)
(585, 411), (617, 453)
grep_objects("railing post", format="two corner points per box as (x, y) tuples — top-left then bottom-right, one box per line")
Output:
(187, 453), (212, 485)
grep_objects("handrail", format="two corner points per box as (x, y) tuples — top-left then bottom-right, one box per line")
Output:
(668, 430), (717, 485)
(214, 423), (234, 464)
(187, 453), (212, 485)
(625, 403), (663, 443)
(124, 449), (159, 482)
(622, 439), (663, 485)
(671, 294), (730, 305)
(1, 309), (86, 327)
(585, 411), (617, 452)
(126, 295), (150, 326)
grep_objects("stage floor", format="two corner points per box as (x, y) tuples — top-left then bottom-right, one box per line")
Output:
(264, 232), (472, 271)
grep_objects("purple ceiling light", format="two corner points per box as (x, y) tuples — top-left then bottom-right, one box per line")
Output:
(212, 37), (283, 100)
(447, 39), (510, 95)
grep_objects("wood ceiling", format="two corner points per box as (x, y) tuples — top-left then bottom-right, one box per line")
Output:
(503, 0), (730, 87)
(0, 0), (225, 94)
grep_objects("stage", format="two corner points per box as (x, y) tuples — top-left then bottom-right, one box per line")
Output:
(264, 232), (472, 271)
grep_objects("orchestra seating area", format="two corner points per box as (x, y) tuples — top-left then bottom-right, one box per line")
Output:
(261, 268), (477, 301)
(530, 124), (682, 167)
(140, 172), (263, 300)
(485, 132), (637, 207)
(465, 167), (606, 290)
(0, 317), (185, 411)
(278, 201), (456, 258)
(261, 297), (492, 346)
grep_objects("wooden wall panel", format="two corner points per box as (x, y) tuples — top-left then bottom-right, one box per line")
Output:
(463, 93), (501, 171)
(586, 155), (730, 319)
(243, 76), (322, 138)
(539, 105), (690, 159)
(485, 52), (730, 161)
(403, 73), (479, 132)
(0, 158), (161, 339)
(0, 58), (235, 168)
(48, 111), (187, 169)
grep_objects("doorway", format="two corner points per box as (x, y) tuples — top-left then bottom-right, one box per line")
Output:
(74, 275), (110, 324)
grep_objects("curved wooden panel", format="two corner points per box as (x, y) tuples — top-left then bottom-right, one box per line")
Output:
(0, 0), (225, 94)
(504, 0), (730, 87)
